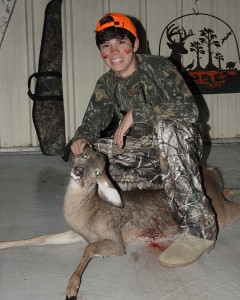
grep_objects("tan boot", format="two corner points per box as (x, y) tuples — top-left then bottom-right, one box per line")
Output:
(159, 233), (215, 267)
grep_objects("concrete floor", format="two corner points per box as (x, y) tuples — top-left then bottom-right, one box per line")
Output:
(0, 143), (240, 300)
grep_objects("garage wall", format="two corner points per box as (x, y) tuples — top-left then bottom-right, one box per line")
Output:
(0, 0), (240, 149)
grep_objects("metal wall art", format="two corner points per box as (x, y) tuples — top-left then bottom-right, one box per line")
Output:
(159, 11), (240, 94)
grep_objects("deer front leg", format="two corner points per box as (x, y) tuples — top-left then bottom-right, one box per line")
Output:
(66, 238), (126, 300)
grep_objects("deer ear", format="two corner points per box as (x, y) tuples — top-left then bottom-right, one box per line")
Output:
(167, 42), (173, 49)
(97, 175), (123, 208)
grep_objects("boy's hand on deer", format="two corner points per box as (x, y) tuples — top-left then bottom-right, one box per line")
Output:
(70, 138), (92, 155)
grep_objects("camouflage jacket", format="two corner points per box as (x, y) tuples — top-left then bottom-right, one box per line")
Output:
(73, 54), (199, 143)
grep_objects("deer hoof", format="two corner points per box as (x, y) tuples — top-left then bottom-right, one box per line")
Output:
(66, 273), (80, 300)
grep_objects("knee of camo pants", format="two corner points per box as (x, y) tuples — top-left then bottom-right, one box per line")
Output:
(152, 118), (198, 151)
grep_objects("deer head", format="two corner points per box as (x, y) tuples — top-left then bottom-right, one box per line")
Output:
(71, 146), (123, 208)
(166, 24), (195, 59)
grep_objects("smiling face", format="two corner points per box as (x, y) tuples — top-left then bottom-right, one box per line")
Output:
(99, 37), (139, 78)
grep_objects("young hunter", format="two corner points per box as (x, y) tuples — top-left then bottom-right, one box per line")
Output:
(70, 12), (217, 267)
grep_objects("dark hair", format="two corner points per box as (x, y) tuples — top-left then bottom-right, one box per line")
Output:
(95, 15), (136, 48)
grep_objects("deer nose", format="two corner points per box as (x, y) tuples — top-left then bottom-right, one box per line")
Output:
(73, 166), (84, 177)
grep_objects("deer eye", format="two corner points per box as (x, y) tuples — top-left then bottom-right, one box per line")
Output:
(95, 170), (101, 177)
(82, 153), (88, 159)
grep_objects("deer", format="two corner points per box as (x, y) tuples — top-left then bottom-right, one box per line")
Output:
(166, 23), (195, 70)
(0, 146), (240, 300)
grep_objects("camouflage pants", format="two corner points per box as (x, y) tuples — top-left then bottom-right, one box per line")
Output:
(96, 135), (161, 190)
(153, 118), (216, 240)
(95, 118), (217, 240)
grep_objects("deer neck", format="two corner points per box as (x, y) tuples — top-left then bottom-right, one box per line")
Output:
(64, 180), (96, 209)
(63, 180), (98, 231)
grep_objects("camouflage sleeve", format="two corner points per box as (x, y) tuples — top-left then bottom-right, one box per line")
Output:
(73, 77), (114, 143)
(132, 56), (199, 124)
(132, 104), (159, 125)
(156, 58), (199, 123)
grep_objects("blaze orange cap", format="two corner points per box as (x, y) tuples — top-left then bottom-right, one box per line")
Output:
(96, 12), (138, 39)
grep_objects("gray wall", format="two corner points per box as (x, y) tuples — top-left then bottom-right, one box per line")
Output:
(0, 0), (240, 149)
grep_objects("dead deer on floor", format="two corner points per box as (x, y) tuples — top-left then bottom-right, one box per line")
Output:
(0, 146), (240, 299)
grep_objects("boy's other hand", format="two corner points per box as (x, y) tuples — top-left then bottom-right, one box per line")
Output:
(114, 110), (134, 148)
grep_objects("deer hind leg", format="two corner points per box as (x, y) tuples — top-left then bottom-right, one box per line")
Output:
(0, 230), (84, 250)
(66, 238), (126, 299)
